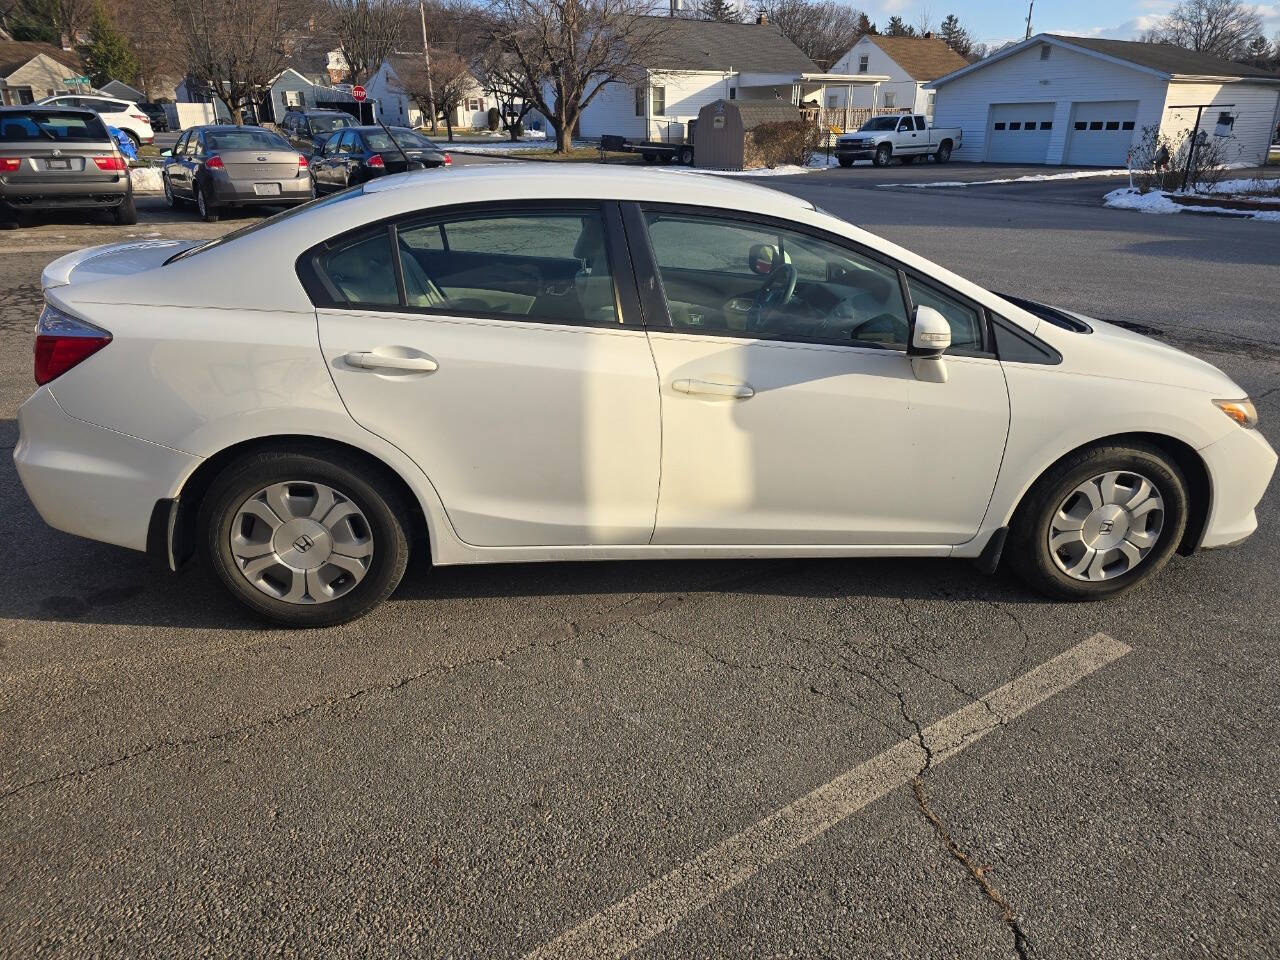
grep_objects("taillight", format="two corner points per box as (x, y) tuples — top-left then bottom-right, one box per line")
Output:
(92, 155), (127, 171)
(366, 154), (385, 168)
(0, 157), (19, 172)
(205, 155), (224, 170)
(130, 113), (148, 123)
(34, 305), (111, 385)
(443, 153), (452, 166)
(297, 154), (309, 168)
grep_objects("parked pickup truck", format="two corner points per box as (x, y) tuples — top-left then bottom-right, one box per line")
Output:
(834, 115), (962, 167)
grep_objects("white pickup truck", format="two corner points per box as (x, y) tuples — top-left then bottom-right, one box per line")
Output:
(834, 114), (963, 167)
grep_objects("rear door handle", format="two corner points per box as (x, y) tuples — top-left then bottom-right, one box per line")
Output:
(672, 378), (754, 399)
(345, 351), (438, 372)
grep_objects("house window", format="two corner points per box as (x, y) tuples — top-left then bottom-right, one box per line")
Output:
(1121, 120), (1135, 130)
(927, 93), (936, 114)
(993, 122), (1006, 130)
(1009, 121), (1021, 130)
(858, 55), (869, 73)
(466, 98), (481, 111)
(1040, 45), (1051, 60)
(651, 86), (665, 116)
(1089, 120), (1103, 130)
(883, 91), (895, 108)
(1074, 121), (1086, 130)
(827, 95), (837, 108)
(1040, 121), (1052, 130)
(728, 87), (736, 100)
(1105, 120), (1120, 130)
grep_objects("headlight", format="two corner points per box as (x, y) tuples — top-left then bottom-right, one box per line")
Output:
(1213, 398), (1258, 429)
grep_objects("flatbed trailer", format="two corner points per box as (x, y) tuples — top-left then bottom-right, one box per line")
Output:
(600, 134), (694, 166)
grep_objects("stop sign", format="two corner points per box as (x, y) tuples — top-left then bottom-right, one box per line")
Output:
(352, 84), (366, 102)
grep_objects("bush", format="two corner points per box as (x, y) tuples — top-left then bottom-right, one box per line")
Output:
(1129, 122), (1243, 194)
(511, 119), (524, 138)
(745, 120), (824, 169)
(487, 106), (500, 132)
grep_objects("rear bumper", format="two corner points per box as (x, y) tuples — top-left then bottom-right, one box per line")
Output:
(0, 179), (129, 209)
(208, 174), (312, 205)
(14, 387), (199, 553)
(1197, 425), (1277, 549)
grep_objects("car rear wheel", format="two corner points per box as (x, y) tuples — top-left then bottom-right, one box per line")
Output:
(935, 141), (952, 163)
(196, 181), (219, 222)
(200, 449), (411, 627)
(678, 145), (694, 165)
(111, 192), (138, 225)
(1006, 441), (1188, 600)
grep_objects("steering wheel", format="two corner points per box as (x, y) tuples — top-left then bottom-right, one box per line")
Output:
(748, 263), (798, 330)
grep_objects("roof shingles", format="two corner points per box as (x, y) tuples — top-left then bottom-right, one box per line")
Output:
(1047, 35), (1277, 80)
(866, 35), (969, 82)
(637, 16), (818, 74)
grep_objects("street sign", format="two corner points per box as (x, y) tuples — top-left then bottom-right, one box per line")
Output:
(63, 76), (91, 84)
(352, 85), (367, 103)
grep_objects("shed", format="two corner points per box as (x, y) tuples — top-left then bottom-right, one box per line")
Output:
(694, 99), (804, 170)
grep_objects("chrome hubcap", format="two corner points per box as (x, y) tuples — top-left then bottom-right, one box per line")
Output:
(1049, 471), (1164, 581)
(230, 481), (373, 604)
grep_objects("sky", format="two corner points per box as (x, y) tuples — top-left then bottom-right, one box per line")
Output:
(857, 1), (1280, 50)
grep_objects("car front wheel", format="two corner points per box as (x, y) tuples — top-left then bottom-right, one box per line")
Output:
(1006, 441), (1188, 600)
(873, 144), (892, 167)
(200, 449), (411, 626)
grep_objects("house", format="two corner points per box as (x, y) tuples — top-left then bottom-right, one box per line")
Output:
(0, 40), (83, 106)
(827, 34), (969, 117)
(927, 33), (1280, 167)
(562, 14), (887, 143)
(365, 54), (499, 130)
(100, 78), (146, 103)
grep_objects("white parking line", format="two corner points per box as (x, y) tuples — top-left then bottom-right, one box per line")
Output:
(524, 633), (1130, 960)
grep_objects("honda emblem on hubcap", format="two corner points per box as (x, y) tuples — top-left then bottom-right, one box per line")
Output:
(293, 534), (315, 552)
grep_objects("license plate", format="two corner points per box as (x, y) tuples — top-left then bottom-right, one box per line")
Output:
(46, 158), (71, 169)
(253, 182), (281, 196)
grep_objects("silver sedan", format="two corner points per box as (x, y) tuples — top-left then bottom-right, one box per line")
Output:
(161, 125), (314, 222)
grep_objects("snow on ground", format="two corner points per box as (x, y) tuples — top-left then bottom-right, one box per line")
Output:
(130, 166), (165, 193)
(659, 154), (841, 177)
(444, 139), (557, 155)
(878, 168), (1129, 189)
(1103, 186), (1280, 221)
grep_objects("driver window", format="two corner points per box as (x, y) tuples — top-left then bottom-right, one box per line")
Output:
(642, 211), (909, 348)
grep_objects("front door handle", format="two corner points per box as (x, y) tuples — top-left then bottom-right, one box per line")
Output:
(672, 378), (754, 399)
(345, 351), (438, 372)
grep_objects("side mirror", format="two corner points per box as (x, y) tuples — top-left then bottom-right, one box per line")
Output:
(160, 149), (172, 157)
(748, 243), (778, 275)
(909, 305), (950, 383)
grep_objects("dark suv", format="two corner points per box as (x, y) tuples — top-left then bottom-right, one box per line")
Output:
(279, 109), (358, 153)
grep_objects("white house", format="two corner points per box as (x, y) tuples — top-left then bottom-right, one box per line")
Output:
(366, 54), (499, 130)
(827, 34), (969, 116)
(562, 15), (886, 143)
(0, 40), (82, 105)
(927, 33), (1280, 167)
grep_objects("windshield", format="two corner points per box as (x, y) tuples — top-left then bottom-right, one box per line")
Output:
(205, 128), (290, 151)
(363, 129), (437, 152)
(309, 115), (355, 134)
(858, 116), (903, 132)
(0, 111), (110, 142)
(166, 185), (368, 264)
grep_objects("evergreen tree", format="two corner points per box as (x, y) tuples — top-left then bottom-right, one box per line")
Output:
(885, 15), (914, 37)
(699, 0), (741, 22)
(939, 13), (972, 58)
(854, 12), (876, 35)
(80, 4), (139, 89)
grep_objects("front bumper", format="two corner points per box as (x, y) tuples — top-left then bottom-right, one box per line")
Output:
(14, 387), (200, 553)
(1197, 424), (1277, 549)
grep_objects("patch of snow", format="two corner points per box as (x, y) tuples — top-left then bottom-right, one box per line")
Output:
(879, 169), (1129, 189)
(130, 166), (165, 193)
(444, 139), (558, 155)
(1103, 186), (1280, 222)
(660, 154), (841, 177)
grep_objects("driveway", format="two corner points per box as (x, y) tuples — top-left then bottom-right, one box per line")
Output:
(1, 175), (1277, 959)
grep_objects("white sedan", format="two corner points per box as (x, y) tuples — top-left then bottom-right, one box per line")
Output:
(16, 167), (1276, 626)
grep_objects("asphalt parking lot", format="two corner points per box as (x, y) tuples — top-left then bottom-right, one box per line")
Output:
(2, 164), (1278, 958)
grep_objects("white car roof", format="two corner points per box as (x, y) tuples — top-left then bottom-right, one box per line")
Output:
(363, 163), (814, 218)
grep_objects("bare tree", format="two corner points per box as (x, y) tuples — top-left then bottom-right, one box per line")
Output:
(325, 0), (412, 85)
(759, 0), (869, 69)
(169, 0), (311, 123)
(485, 0), (672, 153)
(472, 45), (536, 139)
(398, 48), (471, 139)
(1145, 0), (1264, 61)
(914, 4), (933, 37)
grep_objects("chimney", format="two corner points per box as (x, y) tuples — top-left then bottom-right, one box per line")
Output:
(756, 12), (768, 25)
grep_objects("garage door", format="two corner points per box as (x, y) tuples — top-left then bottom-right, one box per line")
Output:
(1064, 101), (1139, 166)
(985, 103), (1054, 164)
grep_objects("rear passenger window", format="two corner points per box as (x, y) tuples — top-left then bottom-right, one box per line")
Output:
(396, 210), (618, 324)
(319, 230), (399, 308)
(906, 278), (983, 352)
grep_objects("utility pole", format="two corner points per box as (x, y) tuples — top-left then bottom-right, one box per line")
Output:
(419, 0), (437, 132)
(1024, 0), (1034, 39)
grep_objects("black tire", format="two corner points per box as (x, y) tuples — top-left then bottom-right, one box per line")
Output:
(163, 172), (183, 208)
(873, 144), (892, 167)
(196, 180), (219, 222)
(1006, 441), (1188, 601)
(935, 141), (952, 163)
(678, 145), (693, 165)
(199, 448), (412, 627)
(112, 191), (138, 225)
(837, 156), (853, 167)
